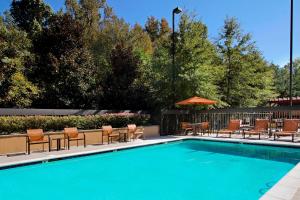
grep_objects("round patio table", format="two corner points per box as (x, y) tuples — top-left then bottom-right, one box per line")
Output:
(189, 122), (203, 135)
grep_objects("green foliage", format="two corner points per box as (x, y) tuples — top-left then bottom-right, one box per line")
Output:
(0, 114), (150, 134)
(273, 59), (300, 98)
(216, 17), (277, 107)
(3, 72), (39, 107)
(30, 13), (96, 108)
(145, 16), (160, 42)
(10, 0), (52, 35)
(65, 0), (107, 45)
(0, 18), (39, 107)
(2, 1), (291, 110)
(176, 14), (222, 104)
(147, 14), (223, 108)
(130, 24), (153, 55)
(101, 43), (139, 108)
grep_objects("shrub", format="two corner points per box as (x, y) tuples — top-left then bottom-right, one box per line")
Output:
(0, 114), (150, 134)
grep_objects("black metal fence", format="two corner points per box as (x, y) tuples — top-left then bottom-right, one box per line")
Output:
(160, 106), (300, 135)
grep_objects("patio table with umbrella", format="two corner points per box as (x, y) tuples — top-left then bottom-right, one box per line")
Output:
(176, 96), (216, 135)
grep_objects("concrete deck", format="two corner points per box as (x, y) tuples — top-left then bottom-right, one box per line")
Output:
(1, 134), (300, 200)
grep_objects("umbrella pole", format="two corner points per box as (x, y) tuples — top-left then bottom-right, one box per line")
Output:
(193, 105), (196, 123)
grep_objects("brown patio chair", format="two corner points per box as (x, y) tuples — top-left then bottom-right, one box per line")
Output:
(217, 119), (241, 138)
(199, 122), (210, 136)
(102, 125), (120, 144)
(64, 127), (86, 150)
(26, 129), (50, 154)
(243, 119), (269, 140)
(180, 122), (193, 135)
(128, 124), (144, 141)
(274, 119), (299, 142)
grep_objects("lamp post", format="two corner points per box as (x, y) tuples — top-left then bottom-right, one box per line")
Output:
(289, 0), (294, 106)
(172, 7), (182, 107)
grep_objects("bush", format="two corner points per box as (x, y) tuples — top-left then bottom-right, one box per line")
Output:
(0, 114), (150, 134)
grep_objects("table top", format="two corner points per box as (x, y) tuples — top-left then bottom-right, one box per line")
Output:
(190, 122), (203, 126)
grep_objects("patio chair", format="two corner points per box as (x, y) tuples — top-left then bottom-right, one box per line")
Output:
(243, 119), (269, 140)
(102, 125), (120, 144)
(199, 122), (210, 136)
(64, 127), (86, 150)
(217, 119), (241, 138)
(180, 122), (193, 135)
(128, 124), (144, 141)
(26, 129), (50, 154)
(273, 119), (299, 142)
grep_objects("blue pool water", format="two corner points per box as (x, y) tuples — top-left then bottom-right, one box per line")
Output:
(0, 139), (300, 200)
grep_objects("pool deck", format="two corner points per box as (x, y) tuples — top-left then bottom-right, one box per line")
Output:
(1, 135), (300, 200)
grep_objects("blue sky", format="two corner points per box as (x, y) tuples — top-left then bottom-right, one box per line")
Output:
(0, 0), (299, 66)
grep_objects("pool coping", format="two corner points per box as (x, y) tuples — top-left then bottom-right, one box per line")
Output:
(1, 136), (300, 200)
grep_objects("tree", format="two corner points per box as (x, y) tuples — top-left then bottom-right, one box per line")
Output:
(271, 63), (287, 97)
(273, 59), (300, 98)
(0, 18), (39, 107)
(176, 14), (222, 104)
(101, 43), (141, 109)
(159, 18), (171, 37)
(65, 0), (107, 45)
(30, 14), (96, 108)
(130, 24), (153, 55)
(147, 14), (223, 109)
(216, 17), (276, 107)
(10, 0), (52, 35)
(145, 16), (159, 42)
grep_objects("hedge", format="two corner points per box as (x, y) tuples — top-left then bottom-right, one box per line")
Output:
(0, 114), (150, 134)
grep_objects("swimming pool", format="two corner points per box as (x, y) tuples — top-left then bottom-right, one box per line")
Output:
(0, 139), (300, 200)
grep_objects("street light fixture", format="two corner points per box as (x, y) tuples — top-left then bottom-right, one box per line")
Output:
(289, 0), (294, 106)
(172, 7), (182, 107)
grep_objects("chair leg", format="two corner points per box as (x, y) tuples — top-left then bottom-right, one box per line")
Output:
(259, 134), (261, 140)
(84, 134), (86, 147)
(216, 132), (218, 137)
(292, 134), (294, 142)
(274, 134), (276, 141)
(25, 141), (27, 154)
(229, 133), (231, 138)
(28, 143), (30, 155)
(68, 138), (70, 150)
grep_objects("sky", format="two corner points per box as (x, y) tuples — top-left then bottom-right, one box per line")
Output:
(0, 0), (299, 66)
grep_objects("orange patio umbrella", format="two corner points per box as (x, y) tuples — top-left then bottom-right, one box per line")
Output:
(176, 96), (216, 123)
(176, 96), (217, 106)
